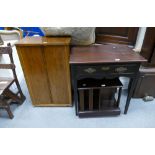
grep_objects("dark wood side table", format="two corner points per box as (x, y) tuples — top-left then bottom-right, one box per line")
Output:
(70, 44), (147, 116)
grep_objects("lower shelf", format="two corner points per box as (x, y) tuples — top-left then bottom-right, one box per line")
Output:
(78, 107), (121, 118)
(77, 78), (122, 117)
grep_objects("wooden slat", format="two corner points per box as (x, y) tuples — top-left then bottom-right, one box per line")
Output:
(78, 108), (121, 117)
(0, 47), (12, 54)
(3, 89), (22, 103)
(99, 89), (102, 110)
(89, 89), (93, 110)
(0, 64), (15, 69)
(116, 87), (122, 107)
(79, 90), (84, 111)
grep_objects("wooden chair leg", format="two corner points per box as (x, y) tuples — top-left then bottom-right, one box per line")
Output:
(15, 79), (26, 103)
(0, 100), (14, 119)
(5, 106), (14, 119)
(4, 89), (24, 104)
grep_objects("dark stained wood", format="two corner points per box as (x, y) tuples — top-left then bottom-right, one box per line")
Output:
(89, 89), (93, 110)
(76, 78), (122, 117)
(133, 28), (155, 98)
(0, 99), (14, 119)
(0, 64), (15, 69)
(79, 90), (84, 111)
(96, 27), (129, 36)
(95, 27), (139, 46)
(0, 44), (25, 119)
(133, 67), (155, 98)
(70, 44), (147, 64)
(150, 48), (155, 65)
(0, 46), (12, 54)
(70, 44), (147, 116)
(140, 27), (155, 64)
(116, 88), (122, 107)
(78, 108), (121, 117)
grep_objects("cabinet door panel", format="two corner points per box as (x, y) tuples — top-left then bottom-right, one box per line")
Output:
(17, 46), (52, 106)
(140, 27), (155, 64)
(95, 27), (139, 45)
(44, 45), (72, 106)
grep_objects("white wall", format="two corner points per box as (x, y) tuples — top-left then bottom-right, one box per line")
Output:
(133, 27), (147, 52)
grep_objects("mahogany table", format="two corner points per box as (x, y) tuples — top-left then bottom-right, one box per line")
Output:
(70, 44), (147, 116)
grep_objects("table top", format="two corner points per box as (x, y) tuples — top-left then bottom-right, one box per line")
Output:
(70, 44), (147, 64)
(15, 36), (71, 46)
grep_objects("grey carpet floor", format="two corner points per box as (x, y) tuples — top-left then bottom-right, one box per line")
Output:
(0, 78), (155, 128)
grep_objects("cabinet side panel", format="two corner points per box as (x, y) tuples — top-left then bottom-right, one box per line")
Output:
(44, 45), (72, 106)
(16, 46), (52, 106)
(133, 74), (155, 98)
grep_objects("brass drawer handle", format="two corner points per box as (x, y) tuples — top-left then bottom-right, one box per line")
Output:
(84, 68), (96, 74)
(101, 66), (110, 71)
(115, 67), (127, 72)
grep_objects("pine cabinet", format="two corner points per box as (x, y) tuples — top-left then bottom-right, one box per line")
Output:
(15, 37), (72, 106)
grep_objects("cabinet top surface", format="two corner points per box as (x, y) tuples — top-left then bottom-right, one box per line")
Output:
(70, 44), (147, 64)
(15, 36), (71, 46)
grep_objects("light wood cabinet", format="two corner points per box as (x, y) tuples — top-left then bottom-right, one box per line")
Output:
(15, 37), (72, 106)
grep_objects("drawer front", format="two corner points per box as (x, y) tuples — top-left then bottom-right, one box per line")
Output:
(76, 64), (138, 76)
(111, 65), (137, 74)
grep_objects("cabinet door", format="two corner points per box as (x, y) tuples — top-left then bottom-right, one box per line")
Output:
(95, 27), (139, 45)
(133, 74), (155, 98)
(17, 46), (52, 106)
(140, 27), (155, 64)
(44, 45), (72, 106)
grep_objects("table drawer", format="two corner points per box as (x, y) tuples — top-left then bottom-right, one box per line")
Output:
(76, 64), (138, 75)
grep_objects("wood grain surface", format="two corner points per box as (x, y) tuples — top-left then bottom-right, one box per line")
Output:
(70, 44), (147, 64)
(16, 37), (72, 106)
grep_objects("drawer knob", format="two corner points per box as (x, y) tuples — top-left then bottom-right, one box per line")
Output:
(115, 67), (127, 72)
(84, 68), (96, 74)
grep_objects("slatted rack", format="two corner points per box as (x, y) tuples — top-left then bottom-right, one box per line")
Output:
(77, 78), (123, 117)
